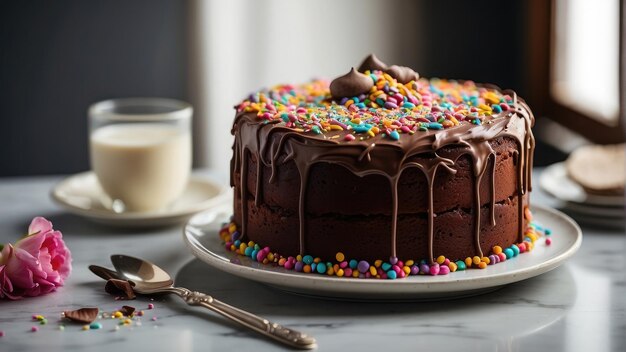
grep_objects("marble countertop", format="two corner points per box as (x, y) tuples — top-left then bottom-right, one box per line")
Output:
(0, 169), (624, 352)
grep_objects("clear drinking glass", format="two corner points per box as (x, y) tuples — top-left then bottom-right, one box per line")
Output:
(89, 98), (192, 213)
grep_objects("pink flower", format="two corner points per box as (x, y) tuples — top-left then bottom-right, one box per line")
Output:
(0, 217), (72, 299)
(0, 265), (18, 300)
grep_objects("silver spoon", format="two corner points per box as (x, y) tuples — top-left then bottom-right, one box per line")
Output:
(109, 254), (317, 350)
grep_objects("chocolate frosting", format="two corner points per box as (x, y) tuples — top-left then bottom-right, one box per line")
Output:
(358, 54), (388, 72)
(386, 65), (419, 84)
(232, 88), (535, 263)
(329, 68), (374, 99)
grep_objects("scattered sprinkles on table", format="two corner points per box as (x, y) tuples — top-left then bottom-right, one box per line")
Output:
(219, 207), (552, 280)
(236, 72), (515, 142)
(18, 304), (158, 334)
(33, 315), (46, 324)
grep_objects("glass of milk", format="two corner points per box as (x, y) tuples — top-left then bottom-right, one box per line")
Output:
(89, 98), (192, 213)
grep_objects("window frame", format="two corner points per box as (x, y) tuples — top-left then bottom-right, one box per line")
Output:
(527, 0), (625, 144)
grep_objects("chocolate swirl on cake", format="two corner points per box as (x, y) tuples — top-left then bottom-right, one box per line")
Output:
(386, 65), (419, 84)
(358, 54), (388, 72)
(329, 68), (374, 98)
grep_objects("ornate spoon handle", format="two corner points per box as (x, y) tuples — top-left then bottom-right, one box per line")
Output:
(172, 287), (317, 349)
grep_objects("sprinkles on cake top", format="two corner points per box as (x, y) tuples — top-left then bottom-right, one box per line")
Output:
(236, 55), (514, 141)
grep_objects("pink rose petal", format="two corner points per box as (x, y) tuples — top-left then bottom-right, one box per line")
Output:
(1, 217), (72, 300)
(15, 232), (46, 257)
(0, 265), (19, 300)
(27, 217), (53, 237)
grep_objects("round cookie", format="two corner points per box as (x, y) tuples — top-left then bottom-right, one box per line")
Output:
(566, 144), (625, 196)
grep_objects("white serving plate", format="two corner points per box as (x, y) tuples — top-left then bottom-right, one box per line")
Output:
(183, 205), (582, 301)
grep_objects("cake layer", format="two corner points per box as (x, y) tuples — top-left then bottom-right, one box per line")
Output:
(235, 136), (519, 216)
(234, 194), (526, 263)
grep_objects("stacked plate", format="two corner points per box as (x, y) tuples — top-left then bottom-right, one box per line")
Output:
(540, 162), (625, 229)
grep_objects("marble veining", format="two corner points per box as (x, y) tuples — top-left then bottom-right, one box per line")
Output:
(0, 169), (624, 352)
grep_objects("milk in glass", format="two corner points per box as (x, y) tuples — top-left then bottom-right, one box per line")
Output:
(90, 123), (191, 212)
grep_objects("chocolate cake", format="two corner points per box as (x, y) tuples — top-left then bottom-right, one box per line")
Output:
(226, 55), (536, 277)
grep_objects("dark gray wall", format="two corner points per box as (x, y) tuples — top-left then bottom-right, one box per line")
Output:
(416, 1), (525, 93)
(0, 0), (565, 177)
(0, 0), (188, 176)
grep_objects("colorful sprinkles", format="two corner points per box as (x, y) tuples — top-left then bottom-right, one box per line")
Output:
(13, 304), (158, 335)
(33, 315), (47, 325)
(218, 208), (552, 280)
(236, 72), (515, 141)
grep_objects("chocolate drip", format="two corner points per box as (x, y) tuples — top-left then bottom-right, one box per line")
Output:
(239, 148), (249, 237)
(473, 174), (483, 257)
(358, 143), (376, 162)
(420, 160), (453, 263)
(469, 141), (494, 257)
(230, 91), (534, 261)
(255, 161), (263, 206)
(390, 176), (399, 258)
(390, 158), (455, 263)
(297, 164), (310, 254)
(504, 99), (535, 242)
(489, 154), (497, 226)
(426, 171), (435, 262)
(231, 136), (239, 187)
(254, 128), (263, 206)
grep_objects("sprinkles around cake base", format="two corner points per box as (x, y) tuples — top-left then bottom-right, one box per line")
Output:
(218, 209), (552, 280)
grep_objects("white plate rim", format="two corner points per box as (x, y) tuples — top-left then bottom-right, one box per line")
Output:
(183, 204), (582, 297)
(540, 162), (624, 207)
(51, 171), (230, 222)
(557, 210), (624, 229)
(560, 200), (625, 218)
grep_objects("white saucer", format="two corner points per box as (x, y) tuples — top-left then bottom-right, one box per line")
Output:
(51, 171), (231, 227)
(183, 205), (582, 301)
(540, 162), (624, 207)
